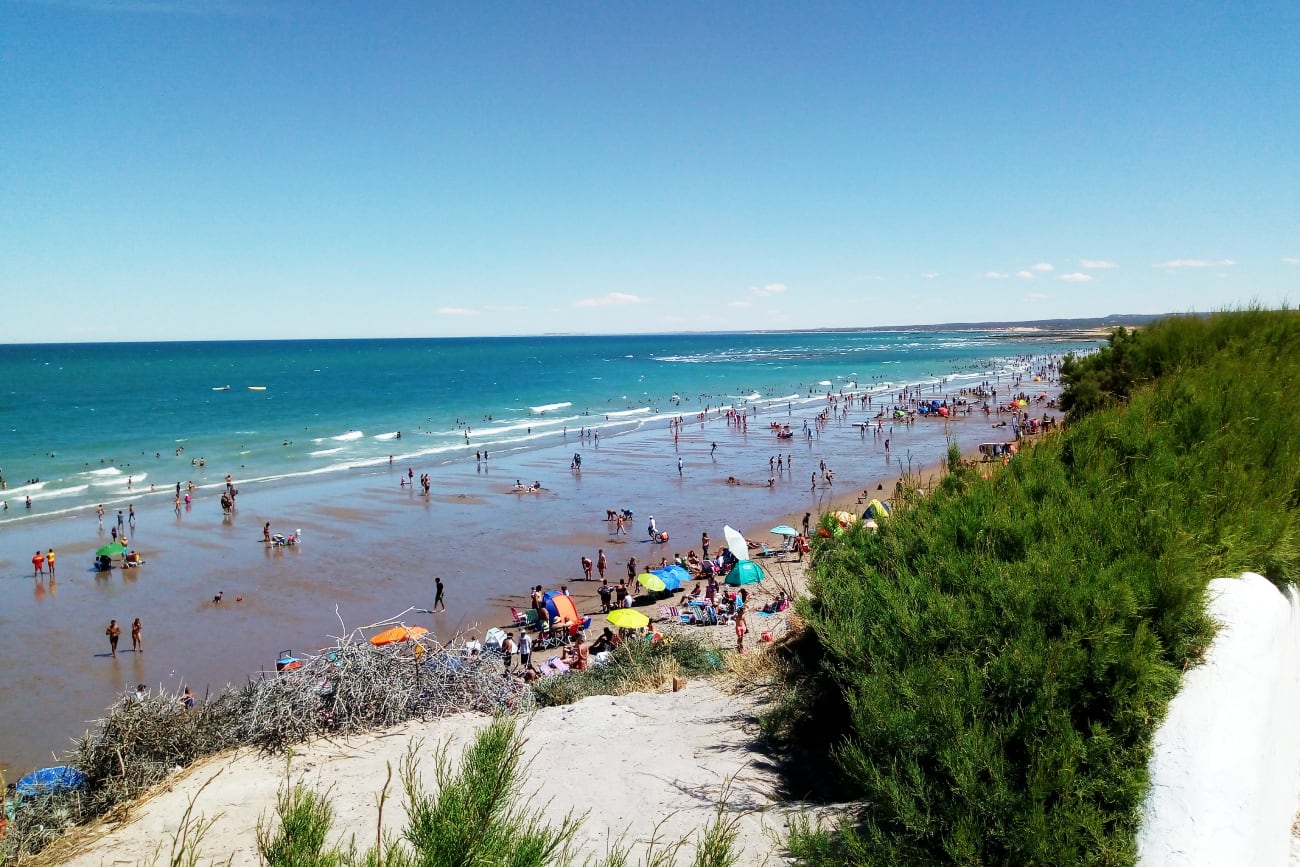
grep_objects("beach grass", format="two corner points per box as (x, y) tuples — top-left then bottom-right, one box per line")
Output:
(770, 308), (1300, 865)
(530, 632), (724, 708)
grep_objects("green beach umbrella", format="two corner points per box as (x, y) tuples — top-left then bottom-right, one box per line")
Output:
(95, 542), (127, 557)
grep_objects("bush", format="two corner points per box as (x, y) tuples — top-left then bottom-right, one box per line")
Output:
(778, 309), (1300, 865)
(531, 633), (723, 707)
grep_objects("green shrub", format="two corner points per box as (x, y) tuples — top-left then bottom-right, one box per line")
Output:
(778, 309), (1300, 866)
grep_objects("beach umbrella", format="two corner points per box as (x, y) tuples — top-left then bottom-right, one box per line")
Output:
(723, 525), (749, 561)
(650, 568), (682, 592)
(662, 564), (691, 585)
(95, 542), (127, 557)
(16, 766), (85, 797)
(484, 627), (508, 650)
(725, 560), (765, 586)
(607, 609), (649, 629)
(636, 572), (667, 592)
(542, 591), (580, 625)
(369, 625), (428, 646)
(770, 525), (798, 536)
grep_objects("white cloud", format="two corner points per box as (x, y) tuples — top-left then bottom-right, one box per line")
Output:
(1030, 262), (1054, 272)
(1283, 257), (1300, 265)
(1059, 273), (1094, 283)
(1016, 270), (1035, 280)
(573, 292), (644, 308)
(436, 306), (476, 315)
(1153, 258), (1237, 268)
(727, 300), (753, 308)
(920, 272), (939, 279)
(1079, 259), (1117, 269)
(1023, 291), (1050, 302)
(749, 283), (788, 298)
(980, 271), (1010, 279)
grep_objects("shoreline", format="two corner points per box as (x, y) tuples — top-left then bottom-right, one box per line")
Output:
(0, 364), (1065, 778)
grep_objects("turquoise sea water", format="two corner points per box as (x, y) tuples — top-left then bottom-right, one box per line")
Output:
(0, 332), (1089, 524)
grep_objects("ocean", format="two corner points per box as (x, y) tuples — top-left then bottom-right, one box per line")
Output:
(0, 331), (1088, 521)
(0, 329), (1098, 775)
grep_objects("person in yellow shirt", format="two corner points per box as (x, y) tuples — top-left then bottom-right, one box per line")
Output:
(46, 548), (55, 578)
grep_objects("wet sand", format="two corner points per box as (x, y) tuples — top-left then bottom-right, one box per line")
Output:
(0, 382), (1059, 776)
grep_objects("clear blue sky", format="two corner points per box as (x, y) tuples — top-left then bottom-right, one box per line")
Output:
(3, 1), (1297, 341)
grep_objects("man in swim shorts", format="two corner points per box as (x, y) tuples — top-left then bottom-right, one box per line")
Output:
(434, 577), (446, 612)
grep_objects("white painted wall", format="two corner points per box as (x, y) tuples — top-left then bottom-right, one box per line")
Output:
(1137, 573), (1300, 867)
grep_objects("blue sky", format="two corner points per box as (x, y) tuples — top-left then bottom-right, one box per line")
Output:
(3, 1), (1297, 341)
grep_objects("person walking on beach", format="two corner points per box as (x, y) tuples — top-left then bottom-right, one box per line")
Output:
(802, 512), (811, 536)
(433, 577), (446, 612)
(598, 579), (612, 613)
(128, 504), (136, 527)
(678, 456), (684, 475)
(518, 630), (532, 669)
(46, 548), (55, 578)
(711, 442), (717, 456)
(131, 618), (143, 653)
(32, 549), (45, 578)
(106, 619), (121, 657)
(627, 557), (637, 581)
(97, 504), (104, 526)
(597, 548), (607, 580)
(117, 510), (125, 532)
(263, 522), (271, 544)
(701, 532), (710, 559)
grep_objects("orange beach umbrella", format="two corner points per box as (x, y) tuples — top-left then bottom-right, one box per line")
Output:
(369, 625), (428, 646)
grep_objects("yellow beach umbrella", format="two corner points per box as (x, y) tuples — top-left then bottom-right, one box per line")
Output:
(607, 609), (650, 629)
(636, 572), (666, 592)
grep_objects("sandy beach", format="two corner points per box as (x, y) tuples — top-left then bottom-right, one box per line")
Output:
(0, 372), (1061, 779)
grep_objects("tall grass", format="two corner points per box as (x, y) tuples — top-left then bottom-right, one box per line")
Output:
(773, 309), (1300, 865)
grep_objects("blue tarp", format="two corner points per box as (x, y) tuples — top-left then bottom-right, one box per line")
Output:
(16, 765), (85, 797)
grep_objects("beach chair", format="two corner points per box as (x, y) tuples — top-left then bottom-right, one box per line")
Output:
(758, 542), (778, 558)
(659, 606), (694, 626)
(511, 608), (530, 627)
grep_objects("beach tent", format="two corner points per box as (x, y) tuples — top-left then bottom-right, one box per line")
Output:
(484, 627), (507, 650)
(864, 499), (891, 521)
(723, 525), (749, 561)
(542, 590), (580, 625)
(725, 560), (765, 586)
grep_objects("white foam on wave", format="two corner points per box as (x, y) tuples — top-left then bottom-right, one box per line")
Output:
(530, 401), (572, 414)
(31, 484), (90, 500)
(332, 431), (364, 441)
(86, 467), (122, 477)
(602, 408), (651, 419)
(489, 415), (582, 435)
(818, 380), (832, 386)
(310, 447), (345, 456)
(373, 432), (400, 441)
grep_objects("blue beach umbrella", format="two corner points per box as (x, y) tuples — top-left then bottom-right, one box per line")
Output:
(650, 568), (683, 592)
(770, 525), (798, 537)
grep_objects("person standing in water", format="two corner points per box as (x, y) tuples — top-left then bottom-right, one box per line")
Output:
(433, 577), (446, 612)
(106, 620), (121, 657)
(131, 618), (143, 653)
